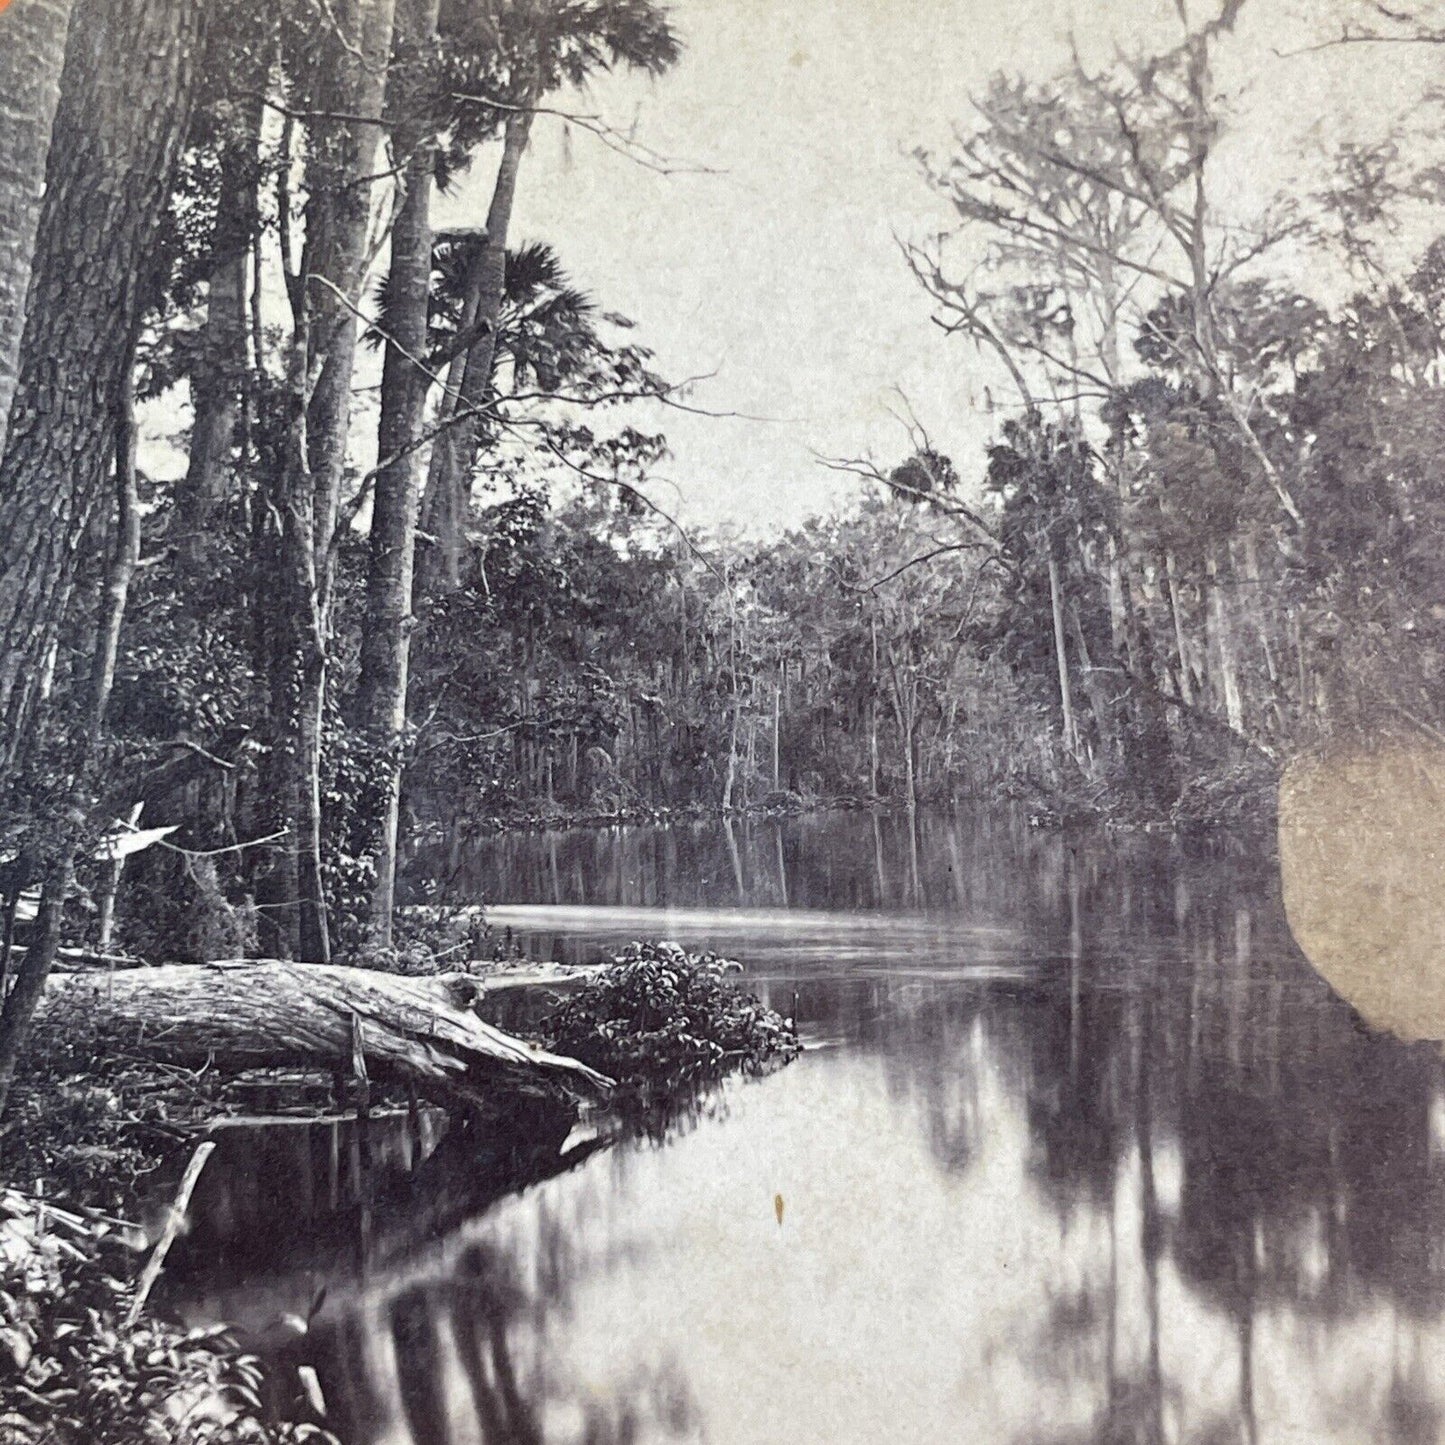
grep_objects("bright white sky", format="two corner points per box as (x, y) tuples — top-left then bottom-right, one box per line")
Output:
(430, 0), (1441, 534)
(135, 2), (1439, 535)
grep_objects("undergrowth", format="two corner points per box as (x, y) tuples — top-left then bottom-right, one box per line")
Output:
(0, 1195), (327, 1445)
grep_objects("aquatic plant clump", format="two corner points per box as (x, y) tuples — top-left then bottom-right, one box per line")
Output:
(540, 942), (799, 1098)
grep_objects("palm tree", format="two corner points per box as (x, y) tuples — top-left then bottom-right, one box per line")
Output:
(416, 0), (683, 596)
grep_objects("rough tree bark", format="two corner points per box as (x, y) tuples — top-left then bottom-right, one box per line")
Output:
(356, 0), (441, 949)
(416, 108), (533, 596)
(0, 0), (202, 743)
(0, 0), (76, 451)
(177, 75), (266, 567)
(31, 963), (612, 1112)
(0, 0), (205, 1120)
(302, 0), (396, 561)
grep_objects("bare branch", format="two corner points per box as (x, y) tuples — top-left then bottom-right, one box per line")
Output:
(813, 447), (1000, 548)
(451, 91), (721, 177)
(846, 542), (1000, 593)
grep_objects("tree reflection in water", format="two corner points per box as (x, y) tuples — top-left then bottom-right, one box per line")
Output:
(178, 810), (1445, 1444)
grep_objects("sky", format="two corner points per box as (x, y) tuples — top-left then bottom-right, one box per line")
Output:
(429, 0), (1442, 535)
(132, 1), (1439, 535)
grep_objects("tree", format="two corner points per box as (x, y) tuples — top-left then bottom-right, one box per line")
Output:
(0, 0), (203, 744)
(0, 0), (76, 452)
(172, 11), (274, 569)
(904, 5), (1334, 791)
(417, 106), (534, 594)
(981, 416), (1115, 768)
(0, 0), (206, 1115)
(254, 0), (397, 962)
(415, 0), (683, 596)
(354, 0), (444, 949)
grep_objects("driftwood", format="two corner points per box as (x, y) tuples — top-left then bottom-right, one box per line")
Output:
(467, 962), (602, 992)
(32, 962), (611, 1115)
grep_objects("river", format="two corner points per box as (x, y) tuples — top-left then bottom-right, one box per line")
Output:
(175, 807), (1445, 1445)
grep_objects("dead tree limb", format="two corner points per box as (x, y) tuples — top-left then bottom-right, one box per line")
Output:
(31, 963), (611, 1116)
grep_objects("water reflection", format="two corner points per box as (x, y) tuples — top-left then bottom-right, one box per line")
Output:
(181, 809), (1445, 1444)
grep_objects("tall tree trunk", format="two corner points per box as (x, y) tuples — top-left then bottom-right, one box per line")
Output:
(0, 0), (201, 1121)
(301, 0), (395, 964)
(177, 79), (266, 567)
(722, 689), (741, 812)
(1068, 599), (1113, 765)
(771, 668), (782, 791)
(260, 0), (396, 963)
(253, 325), (308, 958)
(0, 859), (72, 1118)
(416, 109), (533, 596)
(902, 717), (919, 816)
(1164, 550), (1194, 707)
(87, 365), (141, 749)
(0, 0), (75, 451)
(868, 615), (880, 796)
(1239, 534), (1281, 729)
(1105, 538), (1128, 661)
(0, 0), (201, 745)
(1205, 553), (1244, 735)
(78, 375), (140, 977)
(303, 0), (395, 574)
(1046, 546), (1079, 762)
(356, 0), (440, 949)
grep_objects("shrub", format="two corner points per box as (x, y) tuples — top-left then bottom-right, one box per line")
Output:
(0, 1197), (327, 1445)
(540, 941), (799, 1101)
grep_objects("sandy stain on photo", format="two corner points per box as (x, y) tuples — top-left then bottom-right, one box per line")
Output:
(1281, 737), (1445, 1042)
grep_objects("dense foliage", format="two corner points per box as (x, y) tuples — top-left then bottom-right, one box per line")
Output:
(0, 1197), (322, 1445)
(1, 0), (1442, 990)
(541, 942), (799, 1099)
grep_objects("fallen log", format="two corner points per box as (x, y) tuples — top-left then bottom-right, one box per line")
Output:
(31, 963), (611, 1117)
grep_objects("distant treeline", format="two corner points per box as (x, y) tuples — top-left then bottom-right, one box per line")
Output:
(405, 23), (1445, 839)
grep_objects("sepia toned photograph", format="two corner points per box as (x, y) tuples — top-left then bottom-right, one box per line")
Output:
(2, 0), (1445, 1439)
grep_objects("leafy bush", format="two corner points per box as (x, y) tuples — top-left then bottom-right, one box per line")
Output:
(0, 1198), (326, 1445)
(0, 1075), (166, 1215)
(540, 942), (798, 1100)
(342, 905), (497, 974)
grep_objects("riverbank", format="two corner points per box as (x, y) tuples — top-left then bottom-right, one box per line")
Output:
(1010, 753), (1281, 837)
(416, 756), (1281, 850)
(417, 789), (866, 838)
(0, 947), (796, 1443)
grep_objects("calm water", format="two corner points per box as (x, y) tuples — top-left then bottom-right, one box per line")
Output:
(180, 809), (1445, 1445)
